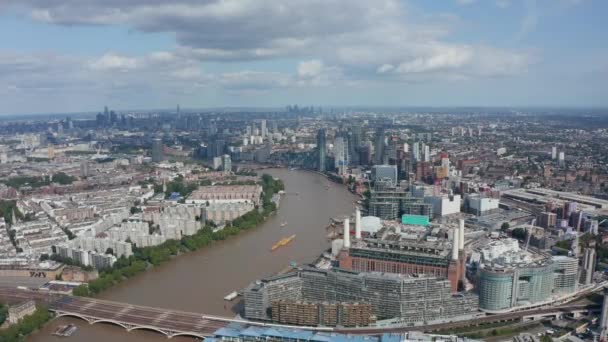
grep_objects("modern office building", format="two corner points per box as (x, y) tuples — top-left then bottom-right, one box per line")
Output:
(374, 127), (385, 165)
(552, 255), (578, 295)
(371, 165), (398, 185)
(349, 124), (363, 166)
(334, 135), (349, 173)
(367, 183), (432, 221)
(412, 142), (420, 162)
(221, 154), (232, 173)
(151, 138), (164, 162)
(537, 211), (557, 229)
(558, 151), (565, 166)
(317, 129), (326, 172)
(260, 119), (267, 137)
(244, 267), (478, 326)
(476, 239), (578, 312)
(581, 247), (596, 285)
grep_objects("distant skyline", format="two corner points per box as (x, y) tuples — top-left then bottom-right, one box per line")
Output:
(0, 0), (607, 115)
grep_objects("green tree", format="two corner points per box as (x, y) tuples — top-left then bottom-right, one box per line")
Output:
(511, 228), (527, 240)
(72, 285), (90, 297)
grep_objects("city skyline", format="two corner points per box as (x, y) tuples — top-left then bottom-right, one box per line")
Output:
(0, 0), (607, 115)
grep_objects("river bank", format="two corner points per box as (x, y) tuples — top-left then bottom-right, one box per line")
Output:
(71, 174), (283, 297)
(27, 169), (357, 342)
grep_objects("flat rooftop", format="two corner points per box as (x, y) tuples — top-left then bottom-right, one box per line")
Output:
(502, 188), (608, 210)
(188, 185), (262, 199)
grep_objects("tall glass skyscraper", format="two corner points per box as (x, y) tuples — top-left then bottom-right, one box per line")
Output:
(317, 128), (326, 172)
(374, 127), (385, 165)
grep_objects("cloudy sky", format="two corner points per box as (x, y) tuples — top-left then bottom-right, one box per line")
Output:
(0, 0), (606, 114)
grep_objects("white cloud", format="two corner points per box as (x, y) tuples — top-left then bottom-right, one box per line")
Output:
(0, 0), (541, 110)
(2, 0), (532, 81)
(395, 46), (473, 74)
(89, 53), (139, 71)
(297, 60), (324, 79)
(377, 64), (395, 74)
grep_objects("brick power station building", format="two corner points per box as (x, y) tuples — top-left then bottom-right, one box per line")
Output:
(337, 216), (467, 293)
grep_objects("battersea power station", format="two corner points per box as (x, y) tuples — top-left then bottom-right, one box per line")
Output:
(243, 214), (477, 327)
(336, 212), (466, 293)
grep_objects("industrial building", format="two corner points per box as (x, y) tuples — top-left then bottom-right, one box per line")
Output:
(337, 216), (467, 292)
(502, 188), (608, 214)
(243, 267), (478, 326)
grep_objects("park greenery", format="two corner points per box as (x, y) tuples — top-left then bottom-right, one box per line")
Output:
(72, 174), (284, 297)
(0, 200), (23, 226)
(1, 172), (75, 189)
(0, 305), (51, 342)
(0, 304), (7, 325)
(153, 175), (198, 198)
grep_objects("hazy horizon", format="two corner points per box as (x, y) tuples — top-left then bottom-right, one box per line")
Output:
(0, 0), (606, 114)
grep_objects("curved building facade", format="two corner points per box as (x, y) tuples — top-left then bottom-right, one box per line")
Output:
(478, 268), (514, 312)
(479, 256), (573, 313)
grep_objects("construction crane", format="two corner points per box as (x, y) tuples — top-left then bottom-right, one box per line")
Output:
(524, 218), (536, 251)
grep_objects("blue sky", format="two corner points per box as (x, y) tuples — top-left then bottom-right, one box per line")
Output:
(0, 0), (606, 115)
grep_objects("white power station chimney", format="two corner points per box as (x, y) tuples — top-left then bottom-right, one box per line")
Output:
(452, 228), (459, 261)
(459, 219), (465, 251)
(344, 218), (351, 248)
(355, 208), (362, 239)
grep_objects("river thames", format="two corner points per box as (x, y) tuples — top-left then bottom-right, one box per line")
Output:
(28, 169), (357, 341)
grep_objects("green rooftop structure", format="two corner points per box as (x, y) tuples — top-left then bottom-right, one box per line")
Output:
(401, 214), (430, 226)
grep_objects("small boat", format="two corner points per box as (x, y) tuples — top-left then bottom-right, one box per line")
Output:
(53, 324), (77, 337)
(271, 234), (296, 251)
(224, 291), (239, 301)
(280, 222), (288, 227)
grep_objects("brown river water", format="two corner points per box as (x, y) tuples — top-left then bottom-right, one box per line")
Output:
(28, 168), (357, 342)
